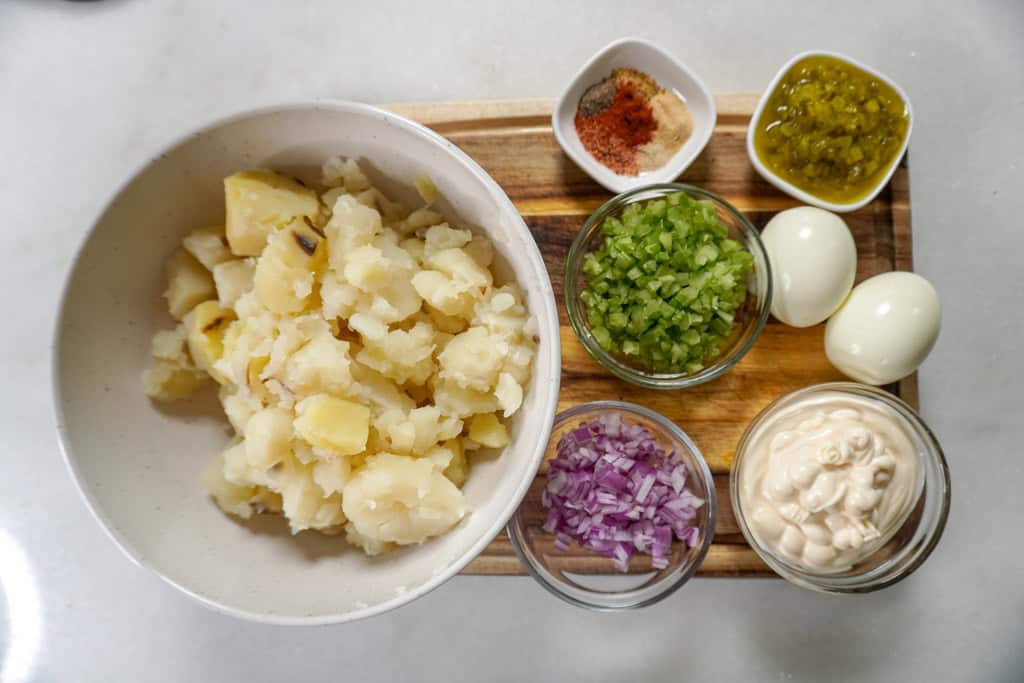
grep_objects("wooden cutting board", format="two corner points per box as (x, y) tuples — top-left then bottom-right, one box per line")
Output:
(386, 96), (915, 577)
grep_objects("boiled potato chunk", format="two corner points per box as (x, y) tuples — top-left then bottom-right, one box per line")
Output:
(224, 171), (320, 256)
(438, 327), (503, 392)
(423, 224), (471, 255)
(342, 453), (466, 547)
(294, 394), (370, 455)
(203, 450), (256, 519)
(282, 331), (353, 397)
(325, 195), (382, 272)
(433, 378), (499, 419)
(164, 249), (215, 319)
(415, 173), (438, 205)
(142, 361), (208, 400)
(322, 156), (371, 192)
(433, 439), (469, 487)
(408, 406), (462, 455)
(411, 270), (476, 319)
(150, 324), (190, 364)
(464, 235), (494, 268)
(280, 465), (345, 533)
(494, 372), (524, 417)
(429, 248), (492, 290)
(344, 244), (391, 291)
(244, 407), (293, 469)
(212, 259), (255, 308)
(468, 413), (509, 449)
(220, 387), (261, 434)
(182, 225), (232, 270)
(355, 322), (436, 385)
(312, 456), (353, 496)
(253, 217), (324, 314)
(184, 300), (236, 382)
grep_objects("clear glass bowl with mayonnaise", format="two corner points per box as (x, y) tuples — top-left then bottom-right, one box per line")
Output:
(731, 382), (950, 593)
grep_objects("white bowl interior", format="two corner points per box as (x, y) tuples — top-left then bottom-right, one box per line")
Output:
(553, 38), (716, 193)
(53, 102), (560, 624)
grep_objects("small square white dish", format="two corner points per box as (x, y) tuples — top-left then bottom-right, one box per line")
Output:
(746, 50), (913, 213)
(552, 38), (716, 194)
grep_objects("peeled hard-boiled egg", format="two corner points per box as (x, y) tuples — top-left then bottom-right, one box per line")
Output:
(825, 271), (941, 385)
(761, 207), (857, 327)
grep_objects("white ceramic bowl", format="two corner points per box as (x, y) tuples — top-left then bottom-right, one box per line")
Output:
(552, 38), (716, 193)
(747, 50), (913, 213)
(52, 101), (561, 625)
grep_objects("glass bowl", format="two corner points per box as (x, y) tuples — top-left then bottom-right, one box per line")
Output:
(507, 401), (717, 610)
(730, 382), (951, 593)
(564, 183), (772, 389)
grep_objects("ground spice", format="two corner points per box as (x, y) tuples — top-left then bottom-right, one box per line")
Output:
(575, 80), (656, 175)
(574, 68), (693, 177)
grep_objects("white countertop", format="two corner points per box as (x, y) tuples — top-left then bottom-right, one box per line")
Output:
(3, 0), (1023, 680)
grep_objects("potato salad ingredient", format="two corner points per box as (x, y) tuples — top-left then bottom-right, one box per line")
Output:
(579, 191), (753, 374)
(574, 68), (693, 176)
(542, 414), (705, 572)
(761, 206), (856, 327)
(142, 158), (536, 555)
(825, 272), (940, 385)
(753, 54), (910, 204)
(737, 390), (921, 571)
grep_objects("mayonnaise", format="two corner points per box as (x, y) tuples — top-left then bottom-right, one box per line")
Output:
(738, 391), (922, 572)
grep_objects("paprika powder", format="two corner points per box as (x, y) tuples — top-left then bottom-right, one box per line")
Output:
(574, 68), (694, 177)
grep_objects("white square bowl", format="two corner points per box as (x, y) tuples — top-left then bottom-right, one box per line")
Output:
(552, 38), (716, 194)
(746, 50), (914, 213)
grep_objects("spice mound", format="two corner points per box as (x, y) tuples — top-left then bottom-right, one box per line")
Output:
(574, 68), (693, 176)
(542, 414), (705, 572)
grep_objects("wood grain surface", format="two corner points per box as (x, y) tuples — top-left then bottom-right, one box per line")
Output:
(386, 96), (915, 578)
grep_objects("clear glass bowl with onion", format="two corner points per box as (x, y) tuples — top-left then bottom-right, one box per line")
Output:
(507, 401), (716, 610)
(731, 382), (950, 593)
(564, 183), (772, 390)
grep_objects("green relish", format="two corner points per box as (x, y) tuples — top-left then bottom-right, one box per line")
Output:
(579, 192), (753, 374)
(753, 55), (910, 204)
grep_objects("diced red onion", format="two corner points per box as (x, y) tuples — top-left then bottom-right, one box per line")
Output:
(542, 414), (705, 572)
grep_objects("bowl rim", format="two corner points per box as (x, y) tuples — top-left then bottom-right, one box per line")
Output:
(552, 36), (717, 194)
(746, 49), (914, 213)
(507, 400), (717, 610)
(564, 182), (773, 389)
(729, 381), (951, 593)
(50, 99), (562, 625)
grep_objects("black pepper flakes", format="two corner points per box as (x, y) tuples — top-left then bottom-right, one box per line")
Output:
(578, 77), (617, 117)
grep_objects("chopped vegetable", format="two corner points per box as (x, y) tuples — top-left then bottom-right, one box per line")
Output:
(753, 54), (910, 204)
(580, 191), (753, 374)
(542, 414), (705, 572)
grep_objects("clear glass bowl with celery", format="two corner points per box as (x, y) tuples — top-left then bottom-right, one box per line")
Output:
(565, 184), (772, 389)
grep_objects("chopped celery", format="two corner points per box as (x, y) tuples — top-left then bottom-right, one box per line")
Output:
(579, 191), (753, 373)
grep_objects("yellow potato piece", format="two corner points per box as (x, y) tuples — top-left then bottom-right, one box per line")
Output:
(182, 225), (232, 270)
(293, 394), (370, 455)
(212, 258), (255, 308)
(253, 217), (325, 314)
(438, 439), (469, 487)
(142, 360), (208, 400)
(468, 412), (509, 449)
(164, 249), (215, 320)
(184, 300), (236, 382)
(224, 171), (320, 257)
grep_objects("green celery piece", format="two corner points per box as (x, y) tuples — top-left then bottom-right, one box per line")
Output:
(591, 325), (612, 350)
